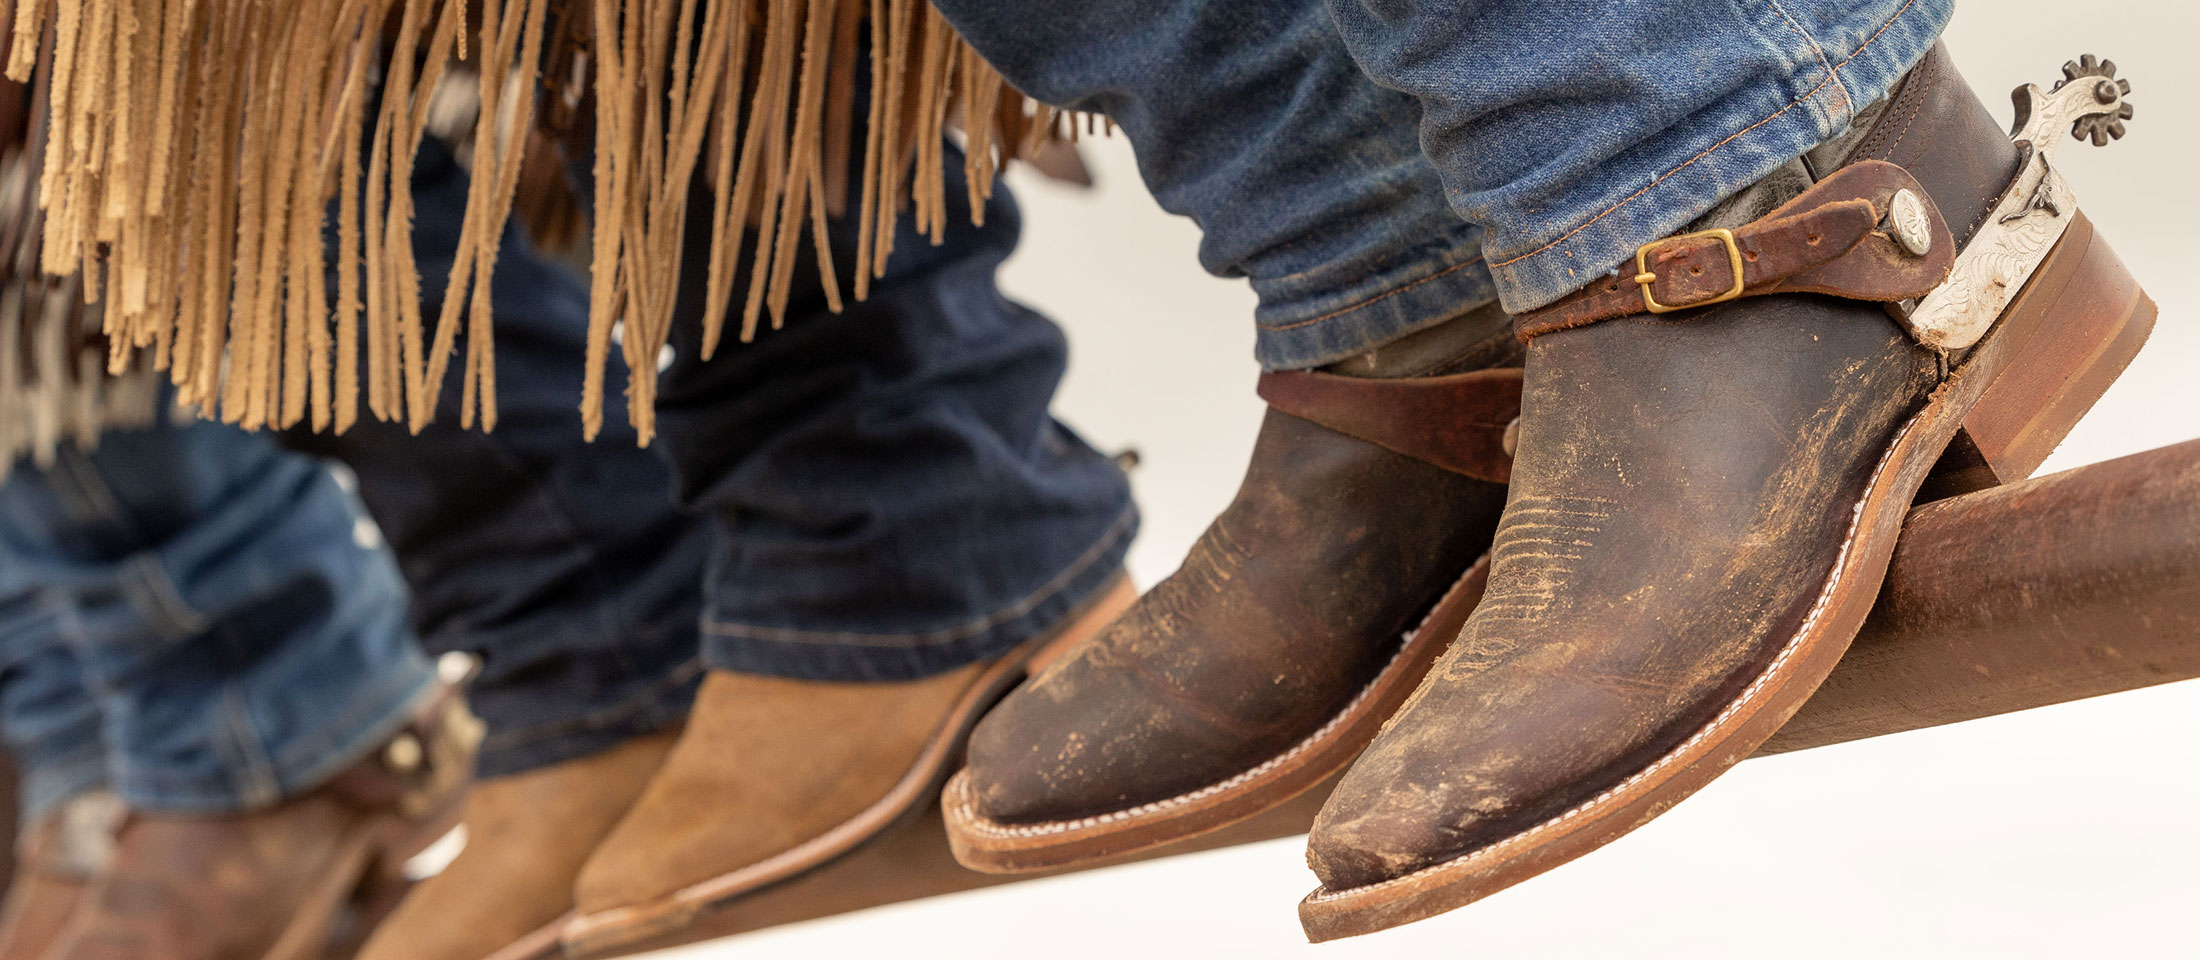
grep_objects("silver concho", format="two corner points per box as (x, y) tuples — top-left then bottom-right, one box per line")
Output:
(1887, 189), (1932, 256)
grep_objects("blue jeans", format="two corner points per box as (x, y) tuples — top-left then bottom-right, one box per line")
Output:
(0, 421), (435, 824)
(932, 0), (1951, 336)
(647, 145), (1138, 682)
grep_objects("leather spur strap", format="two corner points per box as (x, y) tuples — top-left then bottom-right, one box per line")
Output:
(1515, 160), (1957, 341)
(1257, 367), (1524, 484)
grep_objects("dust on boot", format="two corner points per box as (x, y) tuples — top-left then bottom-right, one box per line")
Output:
(942, 307), (1525, 872)
(1302, 47), (2149, 939)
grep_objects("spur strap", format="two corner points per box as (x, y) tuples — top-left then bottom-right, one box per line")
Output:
(1257, 367), (1524, 485)
(1515, 160), (1956, 342)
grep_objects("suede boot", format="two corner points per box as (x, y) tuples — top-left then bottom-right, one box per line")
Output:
(560, 574), (1134, 955)
(47, 689), (477, 960)
(1301, 46), (2150, 940)
(353, 728), (680, 960)
(942, 306), (1525, 871)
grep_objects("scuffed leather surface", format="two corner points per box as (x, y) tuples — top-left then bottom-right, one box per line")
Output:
(966, 408), (1509, 823)
(1307, 41), (2023, 893)
(1309, 294), (1938, 890)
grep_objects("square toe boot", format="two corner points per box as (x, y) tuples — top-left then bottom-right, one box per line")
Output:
(352, 728), (681, 960)
(46, 688), (478, 960)
(559, 574), (1134, 956)
(1302, 45), (2153, 940)
(942, 308), (1527, 872)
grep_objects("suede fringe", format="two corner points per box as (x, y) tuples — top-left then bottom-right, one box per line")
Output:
(4, 0), (1082, 445)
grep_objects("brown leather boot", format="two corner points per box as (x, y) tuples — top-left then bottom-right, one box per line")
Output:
(941, 307), (1524, 872)
(46, 689), (478, 960)
(353, 728), (680, 960)
(1301, 46), (2150, 940)
(0, 792), (121, 960)
(559, 574), (1135, 955)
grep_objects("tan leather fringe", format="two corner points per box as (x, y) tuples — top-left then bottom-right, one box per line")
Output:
(5, 0), (1082, 444)
(1, 134), (162, 483)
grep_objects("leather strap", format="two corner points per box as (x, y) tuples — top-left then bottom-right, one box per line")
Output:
(1258, 367), (1524, 484)
(1515, 160), (1957, 341)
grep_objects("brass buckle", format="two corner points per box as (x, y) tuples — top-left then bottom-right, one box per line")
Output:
(1634, 228), (1745, 314)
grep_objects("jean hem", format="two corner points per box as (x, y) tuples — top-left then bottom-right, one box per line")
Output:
(1250, 229), (1498, 370)
(701, 505), (1137, 681)
(1483, 0), (1949, 312)
(111, 652), (439, 814)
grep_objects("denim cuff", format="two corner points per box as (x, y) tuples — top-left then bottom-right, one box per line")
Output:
(112, 650), (437, 814)
(702, 504), (1136, 681)
(1481, 0), (1950, 312)
(1250, 226), (1498, 370)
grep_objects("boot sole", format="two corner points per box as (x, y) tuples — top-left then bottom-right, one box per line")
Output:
(940, 553), (1493, 873)
(1298, 211), (2152, 941)
(557, 574), (1136, 957)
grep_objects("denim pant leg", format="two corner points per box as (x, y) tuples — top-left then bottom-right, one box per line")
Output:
(0, 420), (434, 814)
(0, 611), (106, 825)
(927, 0), (1496, 370)
(648, 147), (1136, 681)
(283, 138), (712, 778)
(1323, 0), (1951, 310)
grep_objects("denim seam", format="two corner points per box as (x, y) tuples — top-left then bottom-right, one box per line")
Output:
(698, 503), (1134, 646)
(1258, 255), (1488, 332)
(218, 681), (283, 809)
(1487, 0), (1920, 271)
(480, 654), (704, 751)
(1767, 0), (1850, 114)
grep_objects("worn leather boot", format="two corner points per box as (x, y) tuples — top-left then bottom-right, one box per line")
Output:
(939, 306), (1524, 872)
(45, 689), (478, 960)
(559, 573), (1135, 955)
(353, 728), (680, 960)
(0, 793), (121, 960)
(1301, 46), (2150, 940)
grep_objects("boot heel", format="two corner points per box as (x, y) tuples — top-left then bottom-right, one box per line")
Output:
(1921, 212), (2155, 499)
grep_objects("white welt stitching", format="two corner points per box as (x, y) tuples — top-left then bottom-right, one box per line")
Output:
(1305, 409), (1922, 902)
(950, 556), (1488, 840)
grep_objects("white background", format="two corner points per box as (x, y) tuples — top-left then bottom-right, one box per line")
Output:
(652, 5), (2200, 958)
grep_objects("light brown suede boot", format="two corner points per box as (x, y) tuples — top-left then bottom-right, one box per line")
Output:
(45, 690), (476, 960)
(561, 574), (1135, 955)
(352, 728), (681, 960)
(0, 793), (121, 960)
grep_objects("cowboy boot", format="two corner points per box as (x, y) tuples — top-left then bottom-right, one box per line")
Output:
(1301, 45), (2150, 939)
(353, 728), (680, 960)
(939, 306), (1524, 872)
(46, 689), (478, 960)
(0, 792), (121, 960)
(559, 573), (1136, 955)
